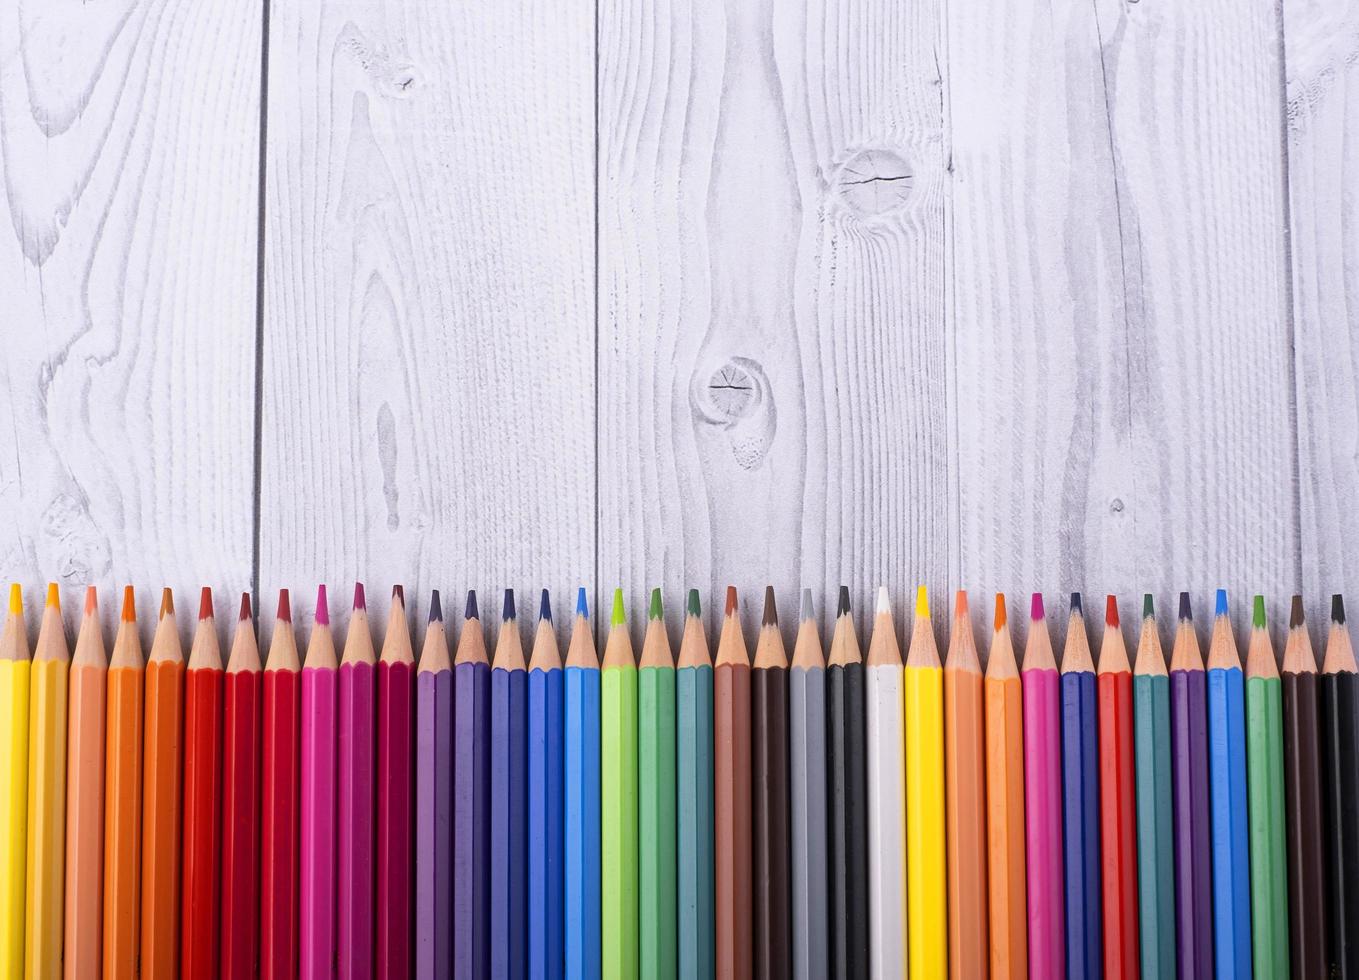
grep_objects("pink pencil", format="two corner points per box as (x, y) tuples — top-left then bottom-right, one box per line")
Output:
(1022, 593), (1065, 978)
(338, 584), (376, 977)
(377, 586), (414, 977)
(300, 586), (338, 979)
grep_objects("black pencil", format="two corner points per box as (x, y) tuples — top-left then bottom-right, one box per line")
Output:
(1321, 594), (1359, 977)
(827, 586), (868, 978)
(753, 587), (791, 979)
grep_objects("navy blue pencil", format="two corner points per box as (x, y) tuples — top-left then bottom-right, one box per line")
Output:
(1061, 593), (1101, 978)
(454, 591), (492, 976)
(527, 591), (564, 979)
(491, 590), (528, 978)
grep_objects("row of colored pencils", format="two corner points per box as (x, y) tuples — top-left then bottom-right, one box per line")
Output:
(0, 583), (1356, 979)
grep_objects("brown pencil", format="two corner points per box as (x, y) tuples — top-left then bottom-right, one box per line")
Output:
(714, 586), (752, 979)
(752, 587), (790, 979)
(944, 590), (987, 978)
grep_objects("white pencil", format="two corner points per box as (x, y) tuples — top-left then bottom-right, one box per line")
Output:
(865, 586), (907, 976)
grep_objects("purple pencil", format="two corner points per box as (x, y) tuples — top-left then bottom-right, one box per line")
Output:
(1170, 593), (1213, 979)
(300, 586), (338, 980)
(338, 584), (377, 978)
(416, 592), (453, 979)
(454, 591), (491, 977)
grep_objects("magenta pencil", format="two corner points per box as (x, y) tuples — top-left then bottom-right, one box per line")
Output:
(300, 586), (338, 980)
(377, 586), (415, 978)
(1023, 593), (1065, 978)
(338, 584), (376, 978)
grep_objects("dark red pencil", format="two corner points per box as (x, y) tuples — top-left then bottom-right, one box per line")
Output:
(220, 594), (263, 980)
(377, 585), (416, 977)
(181, 588), (224, 977)
(259, 590), (301, 977)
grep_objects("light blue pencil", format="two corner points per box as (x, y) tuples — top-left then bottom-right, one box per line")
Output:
(564, 588), (601, 978)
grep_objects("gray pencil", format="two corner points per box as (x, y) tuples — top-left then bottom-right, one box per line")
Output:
(790, 589), (829, 980)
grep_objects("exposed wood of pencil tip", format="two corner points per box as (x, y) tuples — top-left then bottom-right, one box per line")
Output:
(639, 590), (673, 669)
(495, 592), (528, 671)
(418, 591), (451, 674)
(754, 587), (787, 670)
(1097, 596), (1130, 675)
(1134, 596), (1168, 677)
(1170, 593), (1204, 672)
(32, 587), (70, 664)
(303, 588), (338, 672)
(342, 585), (377, 667)
(0, 584), (26, 662)
(828, 589), (861, 668)
(1283, 596), (1318, 675)
(1245, 597), (1278, 680)
(1323, 595), (1357, 674)
(529, 592), (562, 672)
(865, 587), (900, 667)
(1205, 592), (1241, 671)
(565, 591), (597, 669)
(944, 591), (981, 675)
(986, 594), (1018, 680)
(677, 591), (710, 669)
(226, 596), (261, 675)
(72, 587), (107, 668)
(147, 590), (182, 665)
(267, 591), (301, 673)
(109, 588), (143, 669)
(602, 590), (634, 669)
(379, 586), (414, 667)
(1021, 595), (1056, 672)
(456, 594), (490, 667)
(187, 594), (222, 672)
(791, 589), (823, 670)
(715, 588), (748, 668)
(1061, 596), (1094, 674)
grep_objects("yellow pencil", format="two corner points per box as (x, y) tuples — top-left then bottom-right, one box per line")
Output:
(25, 585), (69, 977)
(904, 585), (947, 976)
(0, 585), (32, 980)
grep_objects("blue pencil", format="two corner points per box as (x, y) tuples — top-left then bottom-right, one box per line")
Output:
(677, 588), (715, 979)
(1207, 589), (1252, 977)
(492, 590), (528, 978)
(1060, 593), (1101, 978)
(454, 591), (492, 976)
(528, 591), (564, 979)
(564, 588), (601, 978)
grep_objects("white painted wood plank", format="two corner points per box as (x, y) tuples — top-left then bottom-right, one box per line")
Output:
(949, 0), (1296, 631)
(598, 0), (951, 640)
(0, 0), (262, 637)
(259, 0), (597, 633)
(1286, 0), (1359, 603)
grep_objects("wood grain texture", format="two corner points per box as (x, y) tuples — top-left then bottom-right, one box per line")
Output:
(1286, 0), (1359, 603)
(950, 0), (1297, 630)
(258, 0), (596, 632)
(597, 0), (951, 640)
(0, 0), (261, 635)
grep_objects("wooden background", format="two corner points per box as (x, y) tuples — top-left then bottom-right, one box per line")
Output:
(1, 0), (1355, 652)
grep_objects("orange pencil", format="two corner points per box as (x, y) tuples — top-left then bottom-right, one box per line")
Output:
(64, 587), (106, 979)
(141, 589), (185, 978)
(181, 588), (224, 977)
(103, 587), (145, 980)
(985, 593), (1027, 977)
(944, 590), (987, 977)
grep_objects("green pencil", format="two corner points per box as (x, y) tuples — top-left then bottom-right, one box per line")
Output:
(1133, 594), (1175, 979)
(677, 590), (715, 979)
(602, 589), (639, 977)
(1245, 595), (1289, 975)
(639, 589), (677, 979)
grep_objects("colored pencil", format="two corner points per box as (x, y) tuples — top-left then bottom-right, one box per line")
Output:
(0, 584), (30, 980)
(1245, 595), (1288, 978)
(943, 589), (986, 980)
(415, 592), (451, 979)
(638, 588), (676, 979)
(261, 590), (301, 978)
(752, 587), (790, 979)
(182, 588), (224, 978)
(1322, 594), (1359, 975)
(602, 588), (639, 978)
(789, 589), (827, 980)
(221, 593), (263, 980)
(338, 584), (377, 977)
(1284, 595), (1329, 976)
(1022, 592), (1063, 979)
(527, 590), (564, 980)
(455, 590), (491, 977)
(564, 588), (601, 978)
(827, 586), (869, 977)
(676, 589), (714, 980)
(865, 586), (907, 976)
(103, 586), (144, 980)
(1170, 592), (1213, 979)
(1096, 595), (1137, 979)
(377, 586), (414, 978)
(714, 585), (752, 979)
(140, 589), (184, 979)
(491, 589), (528, 980)
(1060, 593), (1100, 978)
(985, 594), (1027, 978)
(1133, 595), (1174, 980)
(300, 586), (337, 980)
(1207, 589), (1251, 976)
(905, 586), (947, 976)
(64, 586), (106, 980)
(24, 585), (67, 977)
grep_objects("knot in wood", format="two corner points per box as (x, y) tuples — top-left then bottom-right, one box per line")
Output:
(832, 148), (914, 218)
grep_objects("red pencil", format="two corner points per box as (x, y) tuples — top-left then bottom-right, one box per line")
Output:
(1097, 596), (1138, 977)
(220, 594), (262, 980)
(181, 588), (224, 977)
(260, 590), (301, 977)
(377, 585), (415, 977)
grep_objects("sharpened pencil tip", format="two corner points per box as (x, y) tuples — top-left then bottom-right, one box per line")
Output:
(503, 589), (516, 622)
(429, 590), (443, 623)
(649, 588), (663, 621)
(159, 587), (174, 619)
(238, 592), (251, 623)
(1291, 595), (1305, 628)
(1215, 588), (1227, 618)
(277, 589), (291, 622)
(466, 590), (479, 621)
(315, 585), (329, 626)
(1105, 595), (1119, 627)
(837, 586), (851, 617)
(725, 586), (737, 616)
(763, 586), (778, 626)
(915, 586), (929, 619)
(393, 584), (404, 605)
(954, 590), (968, 619)
(353, 583), (366, 611)
(611, 588), (626, 628)
(994, 593), (1007, 630)
(1334, 594), (1346, 625)
(45, 582), (59, 610)
(1069, 592), (1082, 616)
(800, 589), (814, 623)
(1143, 593), (1154, 619)
(1030, 592), (1044, 621)
(8, 584), (22, 617)
(1179, 592), (1192, 621)
(198, 587), (212, 621)
(1252, 595), (1266, 629)
(121, 586), (135, 622)
(539, 589), (552, 623)
(84, 585), (97, 617)
(687, 589), (701, 618)
(576, 587), (588, 619)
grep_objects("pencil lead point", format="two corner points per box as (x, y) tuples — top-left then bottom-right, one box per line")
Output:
(1030, 592), (1044, 621)
(198, 587), (212, 621)
(800, 588), (814, 623)
(687, 589), (701, 618)
(84, 585), (97, 617)
(120, 586), (135, 622)
(315, 585), (329, 626)
(1178, 592), (1192, 622)
(649, 588), (663, 621)
(45, 582), (59, 610)
(763, 586), (778, 626)
(429, 590), (443, 623)
(1215, 588), (1228, 618)
(539, 589), (552, 623)
(159, 587), (174, 619)
(353, 582), (366, 611)
(576, 587), (589, 619)
(954, 590), (968, 619)
(611, 588), (626, 628)
(1333, 594), (1346, 625)
(277, 588), (291, 623)
(1143, 593), (1154, 619)
(1069, 592), (1082, 616)
(1105, 595), (1119, 627)
(392, 584), (404, 605)
(725, 586), (737, 616)
(1291, 595), (1305, 628)
(1252, 595), (1266, 629)
(8, 583), (22, 617)
(915, 586), (929, 619)
(837, 586), (851, 617)
(994, 593), (1008, 630)
(503, 589), (516, 622)
(238, 592), (252, 623)
(465, 590), (479, 621)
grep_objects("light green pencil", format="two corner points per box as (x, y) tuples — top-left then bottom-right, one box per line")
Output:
(602, 588), (639, 978)
(1245, 595), (1288, 975)
(639, 589), (677, 979)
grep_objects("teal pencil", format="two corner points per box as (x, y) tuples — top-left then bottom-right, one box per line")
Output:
(638, 589), (676, 979)
(1133, 594), (1175, 979)
(676, 590), (714, 979)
